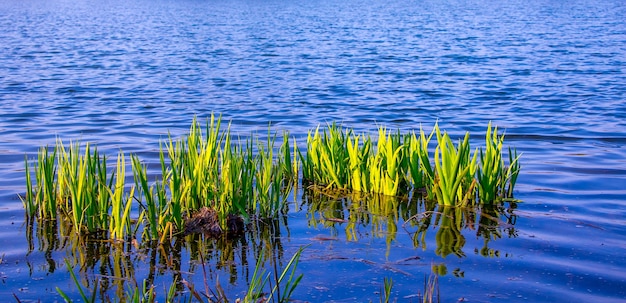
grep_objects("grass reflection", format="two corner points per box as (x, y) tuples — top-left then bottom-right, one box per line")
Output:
(301, 186), (518, 259)
(407, 202), (519, 259)
(23, 211), (292, 301)
(23, 184), (518, 301)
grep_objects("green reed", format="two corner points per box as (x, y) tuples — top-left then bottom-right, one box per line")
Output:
(301, 122), (518, 206)
(379, 277), (393, 303)
(22, 155), (36, 217)
(477, 123), (522, 203)
(503, 147), (521, 198)
(280, 131), (297, 180)
(417, 126), (436, 191)
(347, 133), (372, 193)
(301, 123), (351, 188)
(58, 142), (107, 233)
(370, 127), (404, 196)
(35, 145), (57, 219)
(218, 136), (247, 223)
(431, 128), (478, 207)
(108, 153), (133, 241)
(477, 122), (504, 203)
(131, 154), (161, 241)
(152, 115), (297, 233)
(404, 128), (432, 191)
(256, 131), (286, 218)
(244, 246), (305, 303)
(57, 259), (97, 303)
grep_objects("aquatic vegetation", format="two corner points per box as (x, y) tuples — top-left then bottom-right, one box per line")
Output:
(404, 126), (435, 192)
(430, 128), (477, 207)
(22, 114), (300, 243)
(109, 153), (134, 241)
(243, 246), (305, 303)
(422, 271), (440, 303)
(300, 121), (519, 206)
(379, 277), (393, 303)
(370, 127), (404, 196)
(21, 155), (517, 302)
(21, 116), (520, 248)
(477, 122), (521, 203)
(300, 123), (351, 189)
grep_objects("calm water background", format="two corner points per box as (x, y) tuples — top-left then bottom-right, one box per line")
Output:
(1, 0), (625, 301)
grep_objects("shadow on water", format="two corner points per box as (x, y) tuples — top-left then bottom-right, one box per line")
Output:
(22, 187), (518, 301)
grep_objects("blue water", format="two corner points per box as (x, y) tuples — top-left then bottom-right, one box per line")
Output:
(1, 0), (625, 301)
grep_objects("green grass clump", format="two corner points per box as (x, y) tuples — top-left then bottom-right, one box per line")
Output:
(21, 116), (520, 245)
(22, 114), (296, 243)
(300, 122), (520, 206)
(430, 128), (477, 207)
(476, 122), (521, 203)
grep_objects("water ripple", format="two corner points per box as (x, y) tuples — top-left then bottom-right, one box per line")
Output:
(1, 0), (625, 301)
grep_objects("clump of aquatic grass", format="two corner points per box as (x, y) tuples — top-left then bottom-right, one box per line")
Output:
(422, 272), (440, 303)
(370, 274), (439, 303)
(255, 129), (291, 218)
(217, 134), (253, 225)
(22, 114), (300, 243)
(379, 277), (393, 303)
(302, 125), (414, 197)
(503, 147), (521, 198)
(477, 122), (503, 203)
(57, 259), (97, 303)
(243, 246), (305, 303)
(108, 153), (134, 241)
(157, 115), (295, 232)
(21, 155), (37, 217)
(404, 126), (435, 191)
(21, 140), (120, 234)
(27, 145), (57, 219)
(369, 127), (404, 196)
(22, 116), (521, 249)
(56, 142), (130, 237)
(346, 132), (372, 193)
(300, 123), (351, 189)
(430, 127), (478, 207)
(131, 154), (168, 242)
(477, 122), (522, 204)
(298, 124), (519, 206)
(280, 131), (297, 181)
(300, 122), (519, 206)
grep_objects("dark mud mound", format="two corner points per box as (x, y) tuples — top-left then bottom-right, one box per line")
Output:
(183, 207), (244, 237)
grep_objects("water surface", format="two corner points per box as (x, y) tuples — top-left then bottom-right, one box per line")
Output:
(1, 0), (625, 302)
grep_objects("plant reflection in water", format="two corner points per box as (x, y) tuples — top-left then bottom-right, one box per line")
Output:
(301, 186), (518, 260)
(24, 212), (291, 301)
(24, 186), (517, 301)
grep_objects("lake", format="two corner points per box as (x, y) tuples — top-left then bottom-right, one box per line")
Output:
(1, 0), (625, 302)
